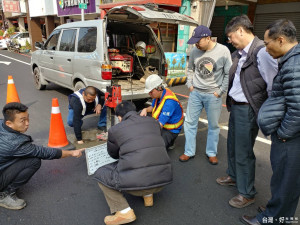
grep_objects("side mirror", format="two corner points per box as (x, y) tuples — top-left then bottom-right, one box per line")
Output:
(35, 42), (44, 50)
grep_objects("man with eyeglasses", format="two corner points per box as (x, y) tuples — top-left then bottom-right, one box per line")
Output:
(216, 15), (278, 209)
(140, 74), (183, 150)
(178, 25), (232, 165)
(242, 19), (300, 225)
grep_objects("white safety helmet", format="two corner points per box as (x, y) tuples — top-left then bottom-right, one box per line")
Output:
(144, 74), (163, 93)
(135, 41), (146, 49)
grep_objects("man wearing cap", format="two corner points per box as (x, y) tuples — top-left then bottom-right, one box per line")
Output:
(140, 74), (184, 150)
(179, 25), (232, 165)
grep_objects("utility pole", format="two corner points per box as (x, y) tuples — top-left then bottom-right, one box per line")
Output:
(25, 0), (42, 51)
(0, 2), (6, 30)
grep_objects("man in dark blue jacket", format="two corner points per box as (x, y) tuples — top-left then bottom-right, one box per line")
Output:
(67, 86), (106, 145)
(94, 101), (172, 225)
(241, 19), (300, 225)
(0, 102), (84, 210)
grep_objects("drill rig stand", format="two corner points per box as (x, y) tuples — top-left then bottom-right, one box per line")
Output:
(105, 85), (122, 130)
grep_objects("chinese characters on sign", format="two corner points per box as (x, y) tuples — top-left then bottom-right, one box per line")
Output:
(2, 0), (20, 13)
(85, 143), (118, 176)
(58, 0), (89, 9)
(262, 217), (298, 224)
(57, 0), (96, 16)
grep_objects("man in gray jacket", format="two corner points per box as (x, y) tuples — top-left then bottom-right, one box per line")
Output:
(0, 102), (84, 210)
(94, 101), (172, 225)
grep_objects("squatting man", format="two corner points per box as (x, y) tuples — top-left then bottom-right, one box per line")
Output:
(0, 102), (85, 210)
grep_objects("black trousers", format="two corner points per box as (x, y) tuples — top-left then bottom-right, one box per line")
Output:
(0, 158), (41, 193)
(257, 134), (300, 224)
(161, 128), (178, 149)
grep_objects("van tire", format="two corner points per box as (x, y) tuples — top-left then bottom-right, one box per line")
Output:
(33, 67), (46, 90)
(74, 81), (86, 91)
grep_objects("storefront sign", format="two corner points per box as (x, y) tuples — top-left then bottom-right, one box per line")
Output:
(2, 0), (20, 13)
(57, 0), (96, 16)
(79, 3), (87, 9)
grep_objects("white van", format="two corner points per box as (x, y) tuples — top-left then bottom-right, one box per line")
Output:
(11, 32), (30, 46)
(31, 4), (198, 100)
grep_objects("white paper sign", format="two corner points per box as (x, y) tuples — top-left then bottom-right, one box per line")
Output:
(85, 143), (118, 176)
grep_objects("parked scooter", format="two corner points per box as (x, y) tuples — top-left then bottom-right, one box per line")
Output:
(7, 40), (21, 53)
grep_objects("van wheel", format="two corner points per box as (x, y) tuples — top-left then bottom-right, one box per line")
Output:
(74, 81), (86, 91)
(33, 67), (46, 90)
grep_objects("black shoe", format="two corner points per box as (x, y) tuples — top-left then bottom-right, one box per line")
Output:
(97, 126), (107, 132)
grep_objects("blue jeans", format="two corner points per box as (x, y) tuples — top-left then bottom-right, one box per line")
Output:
(67, 105), (107, 128)
(184, 90), (222, 157)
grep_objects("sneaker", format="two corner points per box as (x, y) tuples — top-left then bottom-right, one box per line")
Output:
(143, 194), (153, 207)
(104, 209), (136, 225)
(0, 192), (26, 210)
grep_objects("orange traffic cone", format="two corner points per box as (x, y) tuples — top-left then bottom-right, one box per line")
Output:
(48, 98), (75, 150)
(6, 75), (20, 103)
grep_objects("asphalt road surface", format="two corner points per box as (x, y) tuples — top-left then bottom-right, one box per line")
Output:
(0, 50), (299, 225)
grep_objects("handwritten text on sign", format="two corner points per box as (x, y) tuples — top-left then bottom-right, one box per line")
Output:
(85, 143), (118, 175)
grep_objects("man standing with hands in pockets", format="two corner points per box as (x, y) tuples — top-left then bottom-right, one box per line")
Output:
(179, 25), (232, 165)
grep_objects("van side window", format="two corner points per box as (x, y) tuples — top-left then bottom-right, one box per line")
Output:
(78, 27), (97, 52)
(59, 29), (77, 52)
(44, 29), (61, 51)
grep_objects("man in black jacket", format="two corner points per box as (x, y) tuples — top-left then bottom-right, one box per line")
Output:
(216, 15), (278, 208)
(0, 102), (84, 210)
(94, 101), (172, 225)
(67, 86), (106, 145)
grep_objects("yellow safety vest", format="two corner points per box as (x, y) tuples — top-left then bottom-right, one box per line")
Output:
(152, 88), (184, 130)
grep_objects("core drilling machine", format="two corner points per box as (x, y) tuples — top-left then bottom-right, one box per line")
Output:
(104, 85), (122, 129)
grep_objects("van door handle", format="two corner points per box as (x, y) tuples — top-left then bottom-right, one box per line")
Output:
(50, 56), (53, 59)
(67, 59), (71, 62)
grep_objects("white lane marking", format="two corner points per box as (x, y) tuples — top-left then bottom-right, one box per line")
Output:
(0, 61), (11, 65)
(0, 54), (30, 65)
(0, 53), (273, 146)
(183, 113), (271, 145)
